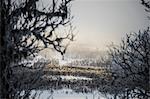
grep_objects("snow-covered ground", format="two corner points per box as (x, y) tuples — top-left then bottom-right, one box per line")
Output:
(16, 55), (49, 67)
(42, 75), (92, 81)
(30, 89), (108, 99)
(60, 75), (92, 81)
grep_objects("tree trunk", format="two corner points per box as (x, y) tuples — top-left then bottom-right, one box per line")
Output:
(0, 0), (10, 98)
(0, 0), (2, 97)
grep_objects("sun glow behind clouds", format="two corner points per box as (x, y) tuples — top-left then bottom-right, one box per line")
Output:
(70, 0), (149, 51)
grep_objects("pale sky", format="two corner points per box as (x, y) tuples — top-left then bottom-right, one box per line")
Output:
(69, 0), (149, 51)
(41, 0), (149, 58)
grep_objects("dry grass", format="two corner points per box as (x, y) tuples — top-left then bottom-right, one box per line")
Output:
(45, 64), (110, 77)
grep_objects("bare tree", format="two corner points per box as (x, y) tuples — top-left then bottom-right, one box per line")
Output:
(109, 28), (150, 98)
(0, 0), (74, 98)
(102, 1), (150, 98)
(141, 0), (150, 10)
(141, 0), (150, 20)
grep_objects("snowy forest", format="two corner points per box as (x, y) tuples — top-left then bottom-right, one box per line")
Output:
(0, 0), (150, 99)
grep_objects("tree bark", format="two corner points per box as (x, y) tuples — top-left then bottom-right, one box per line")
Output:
(0, 0), (10, 98)
(0, 0), (2, 97)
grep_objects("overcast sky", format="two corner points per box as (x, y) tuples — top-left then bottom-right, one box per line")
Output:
(68, 0), (149, 51)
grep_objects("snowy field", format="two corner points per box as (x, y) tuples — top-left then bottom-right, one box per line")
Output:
(30, 89), (108, 99)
